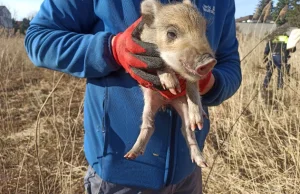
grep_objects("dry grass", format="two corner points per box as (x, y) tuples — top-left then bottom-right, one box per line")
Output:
(0, 36), (87, 193)
(263, 2), (272, 23)
(0, 30), (300, 193)
(278, 5), (289, 22)
(203, 33), (300, 193)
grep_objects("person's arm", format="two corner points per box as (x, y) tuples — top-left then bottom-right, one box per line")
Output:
(263, 41), (271, 59)
(264, 41), (270, 56)
(201, 0), (242, 106)
(24, 0), (120, 78)
(262, 42), (270, 63)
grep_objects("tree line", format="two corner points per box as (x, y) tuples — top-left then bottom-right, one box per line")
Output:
(11, 18), (30, 35)
(253, 0), (300, 27)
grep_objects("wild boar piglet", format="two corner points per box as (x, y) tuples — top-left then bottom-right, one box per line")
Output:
(124, 0), (217, 168)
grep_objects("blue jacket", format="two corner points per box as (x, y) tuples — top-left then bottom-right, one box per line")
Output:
(24, 0), (241, 190)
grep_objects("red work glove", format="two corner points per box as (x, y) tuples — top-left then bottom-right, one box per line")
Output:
(157, 71), (213, 100)
(112, 17), (165, 90)
(111, 17), (213, 100)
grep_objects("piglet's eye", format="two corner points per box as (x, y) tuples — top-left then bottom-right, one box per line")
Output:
(167, 31), (177, 40)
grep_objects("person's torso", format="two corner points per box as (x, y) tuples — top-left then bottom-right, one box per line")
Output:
(83, 0), (230, 189)
(270, 36), (289, 60)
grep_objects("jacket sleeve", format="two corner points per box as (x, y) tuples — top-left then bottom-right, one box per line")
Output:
(24, 0), (120, 78)
(202, 0), (242, 106)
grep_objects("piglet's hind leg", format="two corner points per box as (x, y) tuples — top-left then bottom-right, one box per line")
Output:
(124, 88), (164, 160)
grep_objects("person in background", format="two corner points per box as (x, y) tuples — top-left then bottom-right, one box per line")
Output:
(263, 34), (296, 90)
(24, 0), (241, 193)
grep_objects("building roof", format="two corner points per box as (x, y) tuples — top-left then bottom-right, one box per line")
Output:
(236, 15), (274, 23)
(0, 6), (10, 12)
(236, 15), (253, 23)
(0, 6), (13, 28)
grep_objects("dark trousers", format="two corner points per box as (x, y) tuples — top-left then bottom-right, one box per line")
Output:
(263, 54), (288, 89)
(84, 165), (203, 194)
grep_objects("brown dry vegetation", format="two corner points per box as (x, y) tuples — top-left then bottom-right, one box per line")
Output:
(203, 31), (300, 193)
(0, 28), (300, 193)
(0, 34), (87, 193)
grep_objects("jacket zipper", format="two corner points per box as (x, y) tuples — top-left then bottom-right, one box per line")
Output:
(166, 107), (178, 185)
(102, 80), (108, 156)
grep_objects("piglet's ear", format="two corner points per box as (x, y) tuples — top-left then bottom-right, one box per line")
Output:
(141, 0), (161, 26)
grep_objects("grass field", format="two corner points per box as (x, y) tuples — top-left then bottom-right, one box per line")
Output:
(0, 30), (299, 193)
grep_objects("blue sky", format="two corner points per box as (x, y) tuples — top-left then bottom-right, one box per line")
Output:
(0, 0), (43, 20)
(0, 0), (278, 20)
(236, 0), (279, 18)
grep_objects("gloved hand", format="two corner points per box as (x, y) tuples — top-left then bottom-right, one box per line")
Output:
(157, 71), (213, 100)
(111, 17), (165, 90)
(111, 17), (213, 100)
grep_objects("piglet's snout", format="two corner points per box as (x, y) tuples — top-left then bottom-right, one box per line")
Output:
(195, 54), (217, 76)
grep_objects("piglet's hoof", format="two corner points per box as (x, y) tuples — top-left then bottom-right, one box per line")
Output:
(124, 150), (144, 160)
(190, 147), (208, 168)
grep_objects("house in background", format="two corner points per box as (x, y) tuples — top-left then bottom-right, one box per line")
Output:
(236, 15), (277, 38)
(236, 15), (275, 24)
(0, 6), (13, 29)
(236, 15), (255, 23)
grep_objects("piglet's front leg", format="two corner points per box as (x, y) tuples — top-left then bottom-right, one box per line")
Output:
(186, 81), (207, 131)
(157, 69), (181, 95)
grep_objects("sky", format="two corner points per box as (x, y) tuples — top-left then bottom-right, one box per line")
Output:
(0, 0), (43, 20)
(0, 0), (279, 21)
